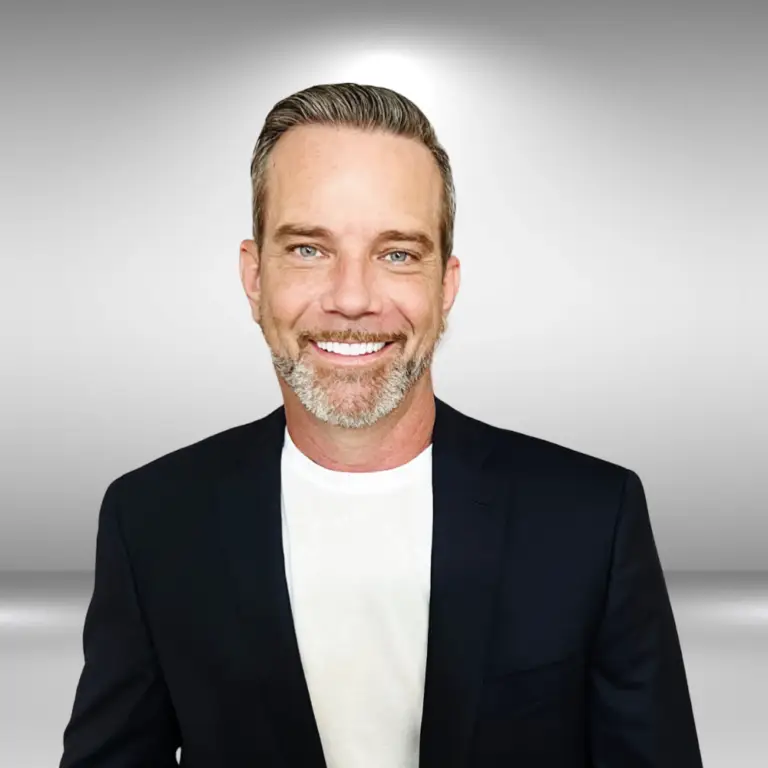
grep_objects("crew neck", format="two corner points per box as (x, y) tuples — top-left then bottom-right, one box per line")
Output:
(281, 426), (432, 494)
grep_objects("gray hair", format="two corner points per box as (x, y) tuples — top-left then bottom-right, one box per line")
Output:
(249, 82), (456, 271)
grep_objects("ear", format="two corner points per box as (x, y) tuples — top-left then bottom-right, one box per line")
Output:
(441, 254), (461, 315)
(239, 239), (262, 324)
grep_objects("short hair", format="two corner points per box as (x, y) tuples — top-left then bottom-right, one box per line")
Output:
(250, 82), (456, 271)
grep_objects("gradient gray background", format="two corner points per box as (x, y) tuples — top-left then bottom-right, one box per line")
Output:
(1, 0), (766, 766)
(2, 0), (766, 571)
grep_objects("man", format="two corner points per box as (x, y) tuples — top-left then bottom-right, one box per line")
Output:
(60, 83), (703, 767)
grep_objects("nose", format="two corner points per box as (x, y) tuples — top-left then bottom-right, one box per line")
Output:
(320, 255), (382, 318)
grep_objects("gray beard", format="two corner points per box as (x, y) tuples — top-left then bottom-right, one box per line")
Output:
(270, 320), (446, 429)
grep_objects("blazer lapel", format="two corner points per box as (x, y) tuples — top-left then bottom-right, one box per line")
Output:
(212, 396), (510, 768)
(213, 404), (327, 768)
(418, 397), (510, 768)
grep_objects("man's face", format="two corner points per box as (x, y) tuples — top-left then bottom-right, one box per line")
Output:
(240, 124), (460, 429)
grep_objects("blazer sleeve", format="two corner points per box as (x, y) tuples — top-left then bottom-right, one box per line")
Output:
(587, 469), (704, 767)
(59, 480), (181, 767)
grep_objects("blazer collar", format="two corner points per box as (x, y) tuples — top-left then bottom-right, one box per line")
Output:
(212, 395), (511, 768)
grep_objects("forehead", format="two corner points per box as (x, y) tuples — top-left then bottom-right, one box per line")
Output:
(263, 124), (442, 237)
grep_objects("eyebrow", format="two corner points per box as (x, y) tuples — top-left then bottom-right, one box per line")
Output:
(272, 223), (435, 253)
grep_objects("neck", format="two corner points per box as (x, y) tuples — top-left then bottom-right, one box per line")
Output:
(280, 375), (436, 473)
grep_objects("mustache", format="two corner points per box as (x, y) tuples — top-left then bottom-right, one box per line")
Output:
(299, 331), (409, 345)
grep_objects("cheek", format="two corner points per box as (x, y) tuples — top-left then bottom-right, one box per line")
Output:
(265, 283), (314, 326)
(395, 290), (441, 333)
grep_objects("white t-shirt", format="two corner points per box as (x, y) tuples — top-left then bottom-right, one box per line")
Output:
(280, 426), (434, 768)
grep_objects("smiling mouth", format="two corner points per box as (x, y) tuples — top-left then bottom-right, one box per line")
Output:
(309, 339), (395, 361)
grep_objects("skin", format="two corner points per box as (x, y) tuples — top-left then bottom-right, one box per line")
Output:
(239, 124), (460, 472)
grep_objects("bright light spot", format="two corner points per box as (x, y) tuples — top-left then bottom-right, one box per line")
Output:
(330, 44), (442, 114)
(718, 599), (768, 625)
(0, 603), (83, 629)
(682, 596), (768, 626)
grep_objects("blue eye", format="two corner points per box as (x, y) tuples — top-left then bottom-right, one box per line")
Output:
(386, 250), (412, 263)
(296, 245), (319, 259)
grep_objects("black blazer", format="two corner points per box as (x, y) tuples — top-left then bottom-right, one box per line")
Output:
(60, 396), (703, 767)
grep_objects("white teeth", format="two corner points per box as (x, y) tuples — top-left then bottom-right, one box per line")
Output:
(316, 341), (387, 356)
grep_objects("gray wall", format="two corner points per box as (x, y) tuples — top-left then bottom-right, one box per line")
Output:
(1, 0), (766, 570)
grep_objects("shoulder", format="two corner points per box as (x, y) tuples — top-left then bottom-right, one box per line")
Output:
(450, 403), (637, 574)
(106, 412), (272, 506)
(446, 399), (632, 510)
